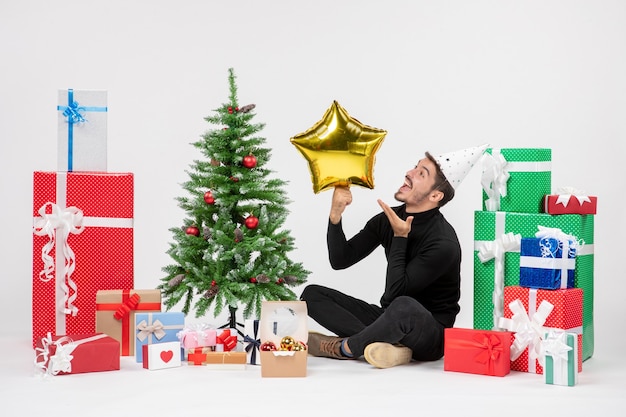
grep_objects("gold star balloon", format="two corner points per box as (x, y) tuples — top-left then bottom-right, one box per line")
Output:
(290, 101), (387, 194)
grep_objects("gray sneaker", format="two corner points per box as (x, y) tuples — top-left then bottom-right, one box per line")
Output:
(307, 332), (350, 360)
(364, 342), (413, 368)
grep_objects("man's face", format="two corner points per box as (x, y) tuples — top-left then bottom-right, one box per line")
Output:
(394, 157), (440, 207)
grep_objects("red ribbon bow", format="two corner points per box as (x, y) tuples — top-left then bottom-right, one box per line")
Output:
(216, 330), (238, 351)
(472, 333), (503, 375)
(113, 293), (141, 320)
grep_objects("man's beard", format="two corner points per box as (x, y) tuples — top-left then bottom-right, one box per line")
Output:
(394, 189), (429, 205)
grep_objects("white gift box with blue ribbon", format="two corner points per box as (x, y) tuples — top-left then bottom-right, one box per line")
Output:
(519, 227), (578, 290)
(57, 89), (107, 172)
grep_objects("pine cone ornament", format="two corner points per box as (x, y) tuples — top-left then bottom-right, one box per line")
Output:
(168, 273), (185, 287)
(203, 285), (219, 299)
(256, 273), (270, 284)
(239, 104), (256, 113)
(234, 227), (244, 242)
(283, 275), (298, 285)
(203, 226), (212, 240)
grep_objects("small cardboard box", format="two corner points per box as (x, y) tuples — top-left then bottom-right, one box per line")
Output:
(260, 301), (308, 377)
(204, 351), (247, 370)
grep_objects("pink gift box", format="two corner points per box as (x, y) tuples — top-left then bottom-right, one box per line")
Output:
(177, 325), (217, 349)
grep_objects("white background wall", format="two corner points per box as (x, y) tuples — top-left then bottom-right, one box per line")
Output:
(1, 0), (624, 357)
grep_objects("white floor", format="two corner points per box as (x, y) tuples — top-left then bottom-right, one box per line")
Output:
(2, 334), (624, 417)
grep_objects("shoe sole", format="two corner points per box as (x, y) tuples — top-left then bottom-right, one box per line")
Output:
(364, 342), (413, 369)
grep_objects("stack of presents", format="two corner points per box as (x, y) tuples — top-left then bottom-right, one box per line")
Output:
(32, 89), (307, 377)
(444, 148), (597, 387)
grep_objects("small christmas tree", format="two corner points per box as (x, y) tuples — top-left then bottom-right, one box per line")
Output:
(159, 68), (310, 325)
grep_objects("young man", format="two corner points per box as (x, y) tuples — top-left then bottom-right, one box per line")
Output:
(300, 145), (487, 368)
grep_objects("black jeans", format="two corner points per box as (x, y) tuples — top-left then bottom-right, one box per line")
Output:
(300, 284), (445, 361)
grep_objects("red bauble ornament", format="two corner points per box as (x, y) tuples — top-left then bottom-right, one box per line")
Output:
(249, 277), (257, 284)
(276, 278), (285, 285)
(228, 106), (233, 114)
(244, 215), (259, 229)
(204, 191), (215, 204)
(211, 280), (217, 286)
(261, 341), (277, 351)
(185, 226), (200, 236)
(230, 176), (239, 182)
(242, 154), (257, 169)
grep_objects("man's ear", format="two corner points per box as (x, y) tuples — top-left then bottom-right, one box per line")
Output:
(429, 189), (444, 203)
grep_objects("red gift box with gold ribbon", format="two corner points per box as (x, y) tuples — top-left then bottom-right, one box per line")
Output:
(96, 289), (161, 356)
(444, 328), (513, 376)
(32, 171), (134, 348)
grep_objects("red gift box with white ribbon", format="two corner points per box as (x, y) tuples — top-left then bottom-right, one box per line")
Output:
(32, 172), (134, 348)
(499, 286), (583, 374)
(35, 333), (120, 376)
(542, 187), (597, 215)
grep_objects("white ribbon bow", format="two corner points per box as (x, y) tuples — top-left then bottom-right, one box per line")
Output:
(481, 151), (510, 211)
(477, 232), (521, 329)
(34, 333), (107, 376)
(543, 330), (575, 384)
(535, 225), (581, 257)
(542, 330), (573, 362)
(498, 299), (554, 369)
(136, 319), (166, 342)
(555, 186), (592, 208)
(33, 202), (85, 315)
(34, 333), (77, 376)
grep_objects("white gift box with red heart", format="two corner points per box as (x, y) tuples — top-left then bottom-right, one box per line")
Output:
(142, 341), (182, 370)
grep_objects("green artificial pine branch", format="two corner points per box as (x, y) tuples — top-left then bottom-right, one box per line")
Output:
(158, 68), (310, 321)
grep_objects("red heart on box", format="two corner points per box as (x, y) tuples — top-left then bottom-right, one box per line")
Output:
(160, 350), (174, 363)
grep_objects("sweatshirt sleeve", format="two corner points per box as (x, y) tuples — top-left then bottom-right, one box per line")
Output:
(327, 219), (380, 270)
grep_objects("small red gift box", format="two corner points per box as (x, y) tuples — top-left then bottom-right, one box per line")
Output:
(499, 286), (583, 374)
(444, 328), (512, 377)
(35, 333), (120, 376)
(32, 171), (134, 348)
(542, 192), (597, 215)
